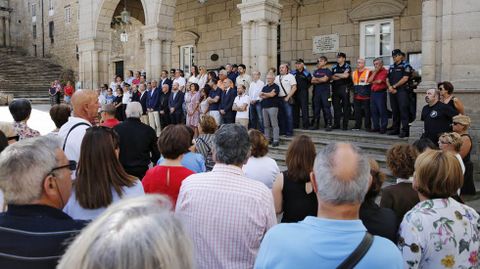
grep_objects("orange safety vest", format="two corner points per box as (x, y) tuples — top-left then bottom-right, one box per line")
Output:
(352, 69), (371, 98)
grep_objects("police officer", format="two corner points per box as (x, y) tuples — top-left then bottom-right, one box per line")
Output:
(400, 51), (417, 123)
(292, 59), (312, 129)
(310, 56), (333, 131)
(331, 52), (352, 130)
(386, 49), (412, 138)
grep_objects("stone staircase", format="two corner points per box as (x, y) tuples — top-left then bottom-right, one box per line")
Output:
(0, 47), (64, 104)
(268, 128), (409, 178)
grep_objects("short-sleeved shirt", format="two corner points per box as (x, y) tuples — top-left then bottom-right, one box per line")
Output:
(143, 166), (195, 206)
(275, 74), (297, 97)
(421, 102), (458, 144)
(254, 216), (403, 269)
(261, 83), (280, 108)
(313, 68), (333, 91)
(387, 61), (412, 90)
(173, 77), (186, 88)
(208, 88), (222, 111)
(236, 74), (252, 90)
(331, 63), (352, 88)
(371, 68), (388, 92)
(234, 94), (251, 119)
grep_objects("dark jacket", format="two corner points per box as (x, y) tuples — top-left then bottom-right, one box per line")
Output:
(0, 204), (86, 269)
(159, 91), (170, 115)
(139, 91), (148, 115)
(220, 87), (237, 123)
(147, 87), (161, 110)
(114, 118), (160, 179)
(168, 91), (184, 113)
(160, 78), (173, 91)
(360, 199), (398, 243)
(380, 182), (420, 226)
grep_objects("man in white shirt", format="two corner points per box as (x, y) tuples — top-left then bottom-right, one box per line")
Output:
(248, 71), (265, 131)
(58, 90), (99, 165)
(233, 84), (251, 128)
(173, 69), (186, 92)
(235, 64), (252, 90)
(275, 63), (297, 137)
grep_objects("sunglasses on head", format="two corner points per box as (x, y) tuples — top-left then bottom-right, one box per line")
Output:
(7, 135), (19, 142)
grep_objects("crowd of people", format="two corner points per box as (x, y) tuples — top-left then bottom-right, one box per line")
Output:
(0, 48), (477, 269)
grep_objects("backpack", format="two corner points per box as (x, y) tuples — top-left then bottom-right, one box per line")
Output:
(196, 137), (215, 171)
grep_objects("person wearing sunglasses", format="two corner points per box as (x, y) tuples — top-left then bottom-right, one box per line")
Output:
(63, 126), (145, 221)
(452, 115), (475, 195)
(0, 136), (86, 268)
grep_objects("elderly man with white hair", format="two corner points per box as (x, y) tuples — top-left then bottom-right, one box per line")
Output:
(0, 136), (86, 268)
(255, 143), (403, 269)
(114, 102), (160, 179)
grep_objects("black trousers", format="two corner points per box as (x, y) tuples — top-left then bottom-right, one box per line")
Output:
(389, 89), (410, 133)
(293, 88), (309, 128)
(332, 85), (350, 128)
(353, 99), (371, 129)
(312, 89), (332, 126)
(159, 111), (170, 129)
(170, 111), (183, 124)
(222, 112), (236, 124)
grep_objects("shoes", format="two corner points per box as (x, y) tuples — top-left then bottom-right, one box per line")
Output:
(386, 126), (395, 131)
(325, 125), (332, 132)
(332, 125), (340, 130)
(399, 132), (409, 138)
(351, 128), (360, 131)
(272, 141), (279, 147)
(370, 128), (380, 133)
(342, 126), (349, 131)
(387, 130), (400, 136)
(379, 129), (386, 134)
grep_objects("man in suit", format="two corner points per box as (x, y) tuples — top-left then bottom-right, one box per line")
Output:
(138, 83), (149, 125)
(159, 83), (171, 129)
(168, 82), (185, 124)
(159, 70), (172, 91)
(147, 80), (161, 136)
(220, 79), (237, 124)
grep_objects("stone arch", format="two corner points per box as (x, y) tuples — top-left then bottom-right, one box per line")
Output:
(95, 0), (148, 40)
(348, 0), (406, 22)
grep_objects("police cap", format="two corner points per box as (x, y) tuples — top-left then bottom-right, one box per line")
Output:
(392, 49), (403, 56)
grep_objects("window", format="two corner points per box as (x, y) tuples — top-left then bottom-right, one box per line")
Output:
(360, 19), (394, 67)
(180, 45), (195, 77)
(31, 3), (36, 17)
(48, 0), (54, 16)
(49, 21), (54, 43)
(65, 6), (71, 24)
(33, 25), (37, 39)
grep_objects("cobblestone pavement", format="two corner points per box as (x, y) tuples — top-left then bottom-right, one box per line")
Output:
(1, 104), (479, 212)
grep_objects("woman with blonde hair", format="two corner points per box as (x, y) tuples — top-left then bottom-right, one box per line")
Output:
(57, 195), (193, 269)
(272, 135), (317, 222)
(452, 114), (475, 195)
(438, 132), (465, 174)
(398, 150), (479, 269)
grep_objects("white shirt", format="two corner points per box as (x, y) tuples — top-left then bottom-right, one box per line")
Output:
(242, 156), (280, 189)
(197, 74), (208, 89)
(275, 73), (297, 97)
(58, 117), (92, 164)
(64, 180), (145, 220)
(174, 77), (186, 89)
(248, 79), (265, 101)
(236, 74), (252, 90)
(188, 75), (199, 84)
(122, 91), (132, 104)
(234, 94), (251, 119)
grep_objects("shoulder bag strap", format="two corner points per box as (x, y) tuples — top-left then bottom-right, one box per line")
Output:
(336, 232), (374, 269)
(278, 75), (288, 96)
(197, 137), (211, 152)
(62, 122), (91, 151)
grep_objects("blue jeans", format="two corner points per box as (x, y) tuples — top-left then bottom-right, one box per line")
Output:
(370, 91), (388, 131)
(249, 101), (264, 132)
(278, 99), (294, 136)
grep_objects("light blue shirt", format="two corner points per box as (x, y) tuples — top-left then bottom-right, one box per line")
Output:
(254, 216), (403, 269)
(157, 152), (206, 173)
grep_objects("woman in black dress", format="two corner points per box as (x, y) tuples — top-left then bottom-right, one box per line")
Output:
(452, 114), (475, 195)
(438, 81), (465, 114)
(113, 86), (124, 121)
(272, 135), (317, 223)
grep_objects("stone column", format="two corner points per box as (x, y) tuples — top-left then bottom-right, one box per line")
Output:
(78, 39), (101, 89)
(241, 22), (251, 71)
(150, 38), (162, 80)
(144, 39), (152, 80)
(420, 0), (437, 89)
(92, 50), (99, 89)
(5, 17), (10, 47)
(269, 22), (278, 70)
(163, 40), (173, 70)
(256, 20), (269, 76)
(0, 17), (5, 47)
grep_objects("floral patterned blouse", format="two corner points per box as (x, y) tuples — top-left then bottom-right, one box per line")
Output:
(398, 198), (480, 269)
(13, 122), (40, 140)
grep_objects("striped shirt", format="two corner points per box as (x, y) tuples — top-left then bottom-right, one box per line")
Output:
(175, 164), (277, 269)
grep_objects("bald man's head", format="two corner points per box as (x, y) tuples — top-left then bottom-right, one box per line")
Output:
(71, 89), (100, 123)
(312, 143), (370, 205)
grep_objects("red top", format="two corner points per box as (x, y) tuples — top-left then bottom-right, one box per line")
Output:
(142, 166), (195, 206)
(64, 85), (74, 96)
(101, 118), (120, 128)
(371, 68), (388, 92)
(132, 78), (140, 85)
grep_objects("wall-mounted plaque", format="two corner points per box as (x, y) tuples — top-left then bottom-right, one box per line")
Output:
(313, 34), (339, 54)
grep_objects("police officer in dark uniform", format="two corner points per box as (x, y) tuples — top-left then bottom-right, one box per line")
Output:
(386, 49), (412, 138)
(310, 56), (333, 131)
(331, 52), (352, 130)
(292, 59), (312, 129)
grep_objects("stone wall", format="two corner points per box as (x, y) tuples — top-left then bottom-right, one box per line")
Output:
(172, 0), (242, 70)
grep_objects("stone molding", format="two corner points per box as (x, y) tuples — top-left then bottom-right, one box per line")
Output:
(348, 0), (406, 22)
(237, 0), (282, 24)
(175, 30), (199, 46)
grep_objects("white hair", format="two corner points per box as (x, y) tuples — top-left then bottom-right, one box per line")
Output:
(0, 121), (15, 137)
(313, 143), (370, 205)
(0, 136), (61, 204)
(57, 195), (194, 269)
(125, 102), (143, 118)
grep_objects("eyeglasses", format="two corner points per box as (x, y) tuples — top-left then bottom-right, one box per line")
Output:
(438, 140), (451, 145)
(50, 160), (77, 173)
(7, 135), (19, 142)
